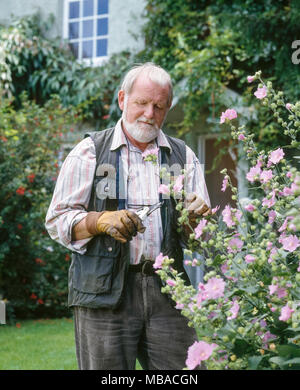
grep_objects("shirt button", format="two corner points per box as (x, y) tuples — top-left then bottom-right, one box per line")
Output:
(108, 247), (113, 252)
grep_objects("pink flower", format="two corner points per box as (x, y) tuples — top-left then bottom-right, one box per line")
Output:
(158, 184), (170, 195)
(153, 252), (165, 269)
(268, 148), (285, 165)
(281, 183), (297, 197)
(195, 219), (207, 239)
(281, 235), (300, 252)
(220, 109), (237, 124)
(166, 279), (176, 287)
(277, 287), (288, 299)
(279, 304), (294, 322)
(221, 177), (228, 192)
(278, 217), (294, 233)
(211, 205), (220, 214)
(246, 165), (261, 183)
(268, 284), (278, 295)
(282, 186), (294, 196)
(222, 205), (234, 228)
(247, 75), (255, 83)
(227, 237), (244, 253)
(260, 170), (273, 183)
(173, 174), (184, 193)
(254, 85), (267, 99)
(262, 190), (276, 208)
(238, 133), (246, 141)
(142, 147), (159, 159)
(204, 277), (226, 300)
(228, 300), (240, 320)
(186, 341), (215, 369)
(175, 302), (184, 310)
(245, 254), (256, 264)
(286, 103), (292, 110)
(268, 210), (277, 224)
(244, 203), (255, 212)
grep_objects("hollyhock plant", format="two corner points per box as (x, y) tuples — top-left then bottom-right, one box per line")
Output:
(173, 174), (185, 193)
(152, 72), (300, 370)
(195, 219), (207, 239)
(158, 183), (170, 196)
(246, 165), (261, 183)
(254, 85), (267, 99)
(268, 148), (285, 165)
(228, 300), (240, 320)
(220, 109), (237, 124)
(142, 146), (159, 164)
(186, 341), (216, 369)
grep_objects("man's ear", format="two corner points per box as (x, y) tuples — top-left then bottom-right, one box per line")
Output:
(118, 90), (125, 111)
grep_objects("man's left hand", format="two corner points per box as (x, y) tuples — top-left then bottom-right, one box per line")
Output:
(184, 192), (211, 228)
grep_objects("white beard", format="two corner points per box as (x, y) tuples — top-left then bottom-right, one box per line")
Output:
(122, 116), (160, 143)
(122, 97), (161, 143)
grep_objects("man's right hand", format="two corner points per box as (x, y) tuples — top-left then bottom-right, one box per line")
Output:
(96, 210), (146, 243)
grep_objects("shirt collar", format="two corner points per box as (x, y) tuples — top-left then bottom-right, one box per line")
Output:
(110, 118), (172, 153)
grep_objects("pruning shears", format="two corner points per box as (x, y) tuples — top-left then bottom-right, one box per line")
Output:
(135, 201), (164, 221)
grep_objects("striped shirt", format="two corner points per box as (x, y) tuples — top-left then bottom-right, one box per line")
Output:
(45, 119), (210, 264)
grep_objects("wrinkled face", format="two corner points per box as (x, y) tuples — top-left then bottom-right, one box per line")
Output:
(118, 74), (171, 143)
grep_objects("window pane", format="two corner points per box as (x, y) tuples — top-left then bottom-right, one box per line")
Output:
(96, 38), (107, 56)
(83, 0), (94, 17)
(69, 42), (79, 59)
(69, 22), (79, 39)
(97, 0), (108, 15)
(69, 1), (80, 19)
(83, 20), (94, 38)
(97, 18), (108, 36)
(82, 40), (93, 58)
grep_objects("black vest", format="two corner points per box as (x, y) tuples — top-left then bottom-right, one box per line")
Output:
(68, 127), (190, 309)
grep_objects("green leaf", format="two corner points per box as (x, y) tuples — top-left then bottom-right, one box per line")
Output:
(276, 344), (300, 358)
(248, 355), (264, 370)
(283, 357), (300, 366)
(269, 356), (286, 369)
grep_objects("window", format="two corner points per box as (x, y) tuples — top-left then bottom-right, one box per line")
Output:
(64, 0), (109, 64)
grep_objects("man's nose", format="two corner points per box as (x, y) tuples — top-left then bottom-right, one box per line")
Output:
(144, 104), (154, 119)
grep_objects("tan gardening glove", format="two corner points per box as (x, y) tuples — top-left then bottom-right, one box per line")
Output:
(86, 210), (146, 244)
(183, 193), (212, 236)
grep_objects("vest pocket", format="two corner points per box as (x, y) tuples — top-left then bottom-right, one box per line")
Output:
(73, 255), (115, 294)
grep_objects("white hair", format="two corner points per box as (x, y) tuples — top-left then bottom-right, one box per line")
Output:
(121, 62), (173, 105)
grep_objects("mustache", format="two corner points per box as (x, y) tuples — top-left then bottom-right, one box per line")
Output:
(137, 117), (156, 126)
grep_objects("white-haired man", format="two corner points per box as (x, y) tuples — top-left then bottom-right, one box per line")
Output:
(45, 63), (211, 370)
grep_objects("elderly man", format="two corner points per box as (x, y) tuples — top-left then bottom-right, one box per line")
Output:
(45, 62), (211, 370)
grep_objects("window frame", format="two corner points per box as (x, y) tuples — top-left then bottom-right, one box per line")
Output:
(63, 0), (109, 66)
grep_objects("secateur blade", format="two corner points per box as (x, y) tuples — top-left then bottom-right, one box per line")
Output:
(136, 201), (164, 221)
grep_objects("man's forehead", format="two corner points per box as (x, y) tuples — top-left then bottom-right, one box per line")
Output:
(130, 74), (170, 99)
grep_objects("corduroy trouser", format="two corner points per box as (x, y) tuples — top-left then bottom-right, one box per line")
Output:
(73, 271), (198, 370)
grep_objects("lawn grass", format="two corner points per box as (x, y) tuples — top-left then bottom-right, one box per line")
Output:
(0, 317), (142, 370)
(0, 317), (77, 370)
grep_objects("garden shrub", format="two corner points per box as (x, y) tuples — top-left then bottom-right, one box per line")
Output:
(0, 93), (81, 322)
(154, 73), (300, 370)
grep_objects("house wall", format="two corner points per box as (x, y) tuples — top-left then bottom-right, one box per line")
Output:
(0, 0), (63, 38)
(0, 0), (146, 54)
